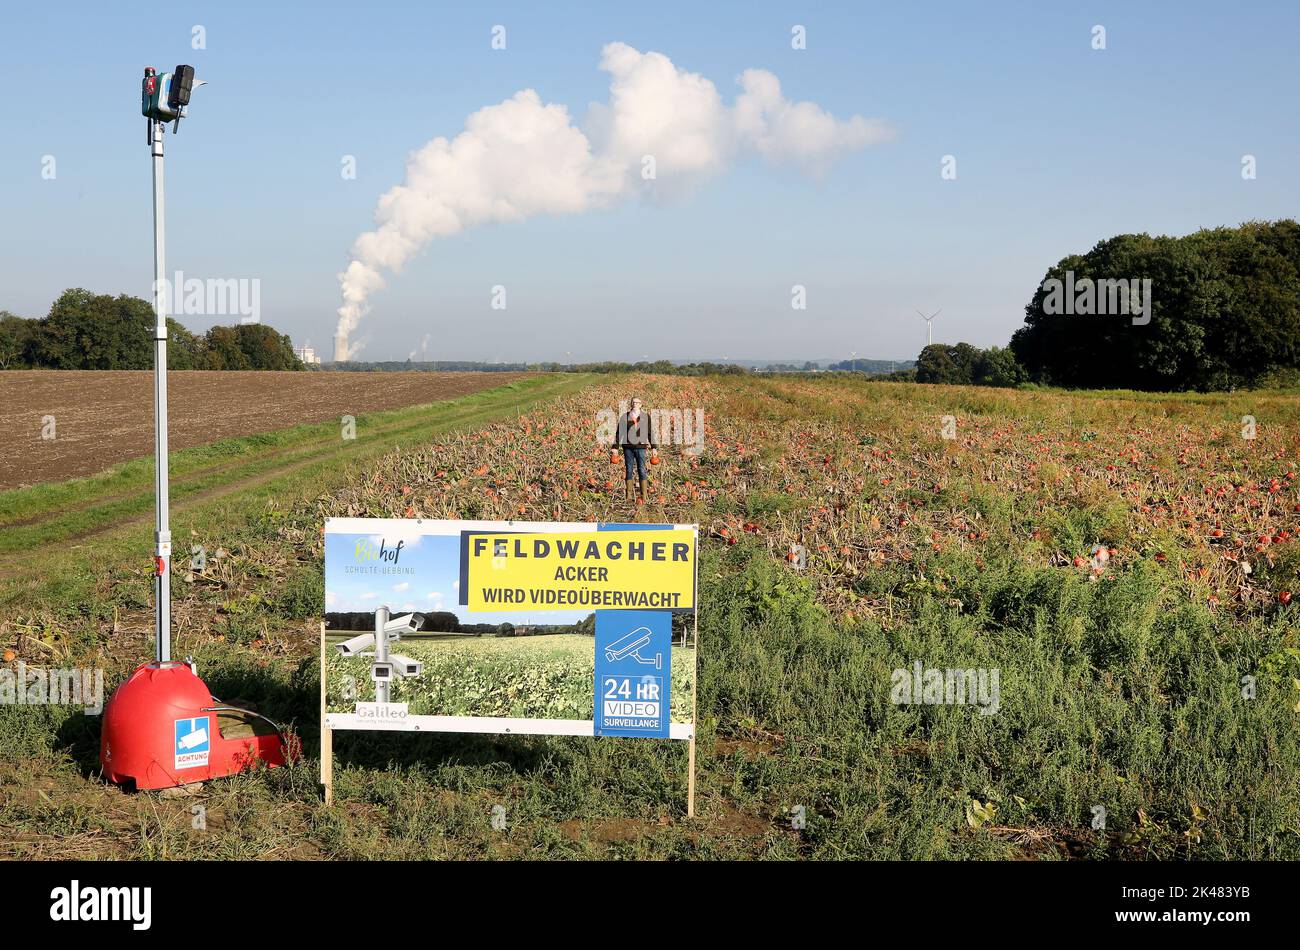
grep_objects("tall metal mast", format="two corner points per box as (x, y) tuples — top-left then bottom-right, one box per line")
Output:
(150, 115), (173, 664)
(142, 63), (199, 661)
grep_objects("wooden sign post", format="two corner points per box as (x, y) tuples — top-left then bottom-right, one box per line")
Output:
(319, 621), (333, 807)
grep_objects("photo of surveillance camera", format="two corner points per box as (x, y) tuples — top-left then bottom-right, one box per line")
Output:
(387, 654), (423, 678)
(383, 612), (425, 638)
(335, 632), (376, 657)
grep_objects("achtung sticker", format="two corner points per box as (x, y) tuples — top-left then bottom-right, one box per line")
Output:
(463, 529), (696, 612)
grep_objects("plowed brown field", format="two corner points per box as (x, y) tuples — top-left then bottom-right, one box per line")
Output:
(0, 370), (534, 490)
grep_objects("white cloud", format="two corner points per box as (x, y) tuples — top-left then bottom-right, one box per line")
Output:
(367, 530), (422, 550)
(336, 42), (891, 350)
(586, 42), (731, 193)
(732, 68), (895, 175)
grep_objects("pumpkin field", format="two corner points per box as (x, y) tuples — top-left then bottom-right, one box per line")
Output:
(325, 634), (696, 722)
(2, 371), (1300, 859)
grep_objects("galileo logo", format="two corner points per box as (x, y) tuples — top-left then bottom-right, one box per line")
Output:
(356, 702), (409, 722)
(355, 538), (405, 564)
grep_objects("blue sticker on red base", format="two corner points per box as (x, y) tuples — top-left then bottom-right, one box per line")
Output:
(174, 716), (210, 769)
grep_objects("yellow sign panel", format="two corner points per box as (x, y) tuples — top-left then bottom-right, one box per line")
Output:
(464, 528), (696, 612)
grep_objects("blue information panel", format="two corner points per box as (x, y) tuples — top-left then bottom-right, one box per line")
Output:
(594, 609), (671, 737)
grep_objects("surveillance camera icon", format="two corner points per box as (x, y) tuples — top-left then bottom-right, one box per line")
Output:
(604, 626), (662, 670)
(177, 724), (208, 750)
(334, 611), (425, 656)
(383, 612), (425, 637)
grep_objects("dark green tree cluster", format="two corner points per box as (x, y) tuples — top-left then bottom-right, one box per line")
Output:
(825, 357), (915, 374)
(569, 360), (749, 376)
(0, 288), (303, 371)
(760, 361), (823, 372)
(915, 342), (1027, 387)
(324, 611), (459, 633)
(1010, 220), (1300, 390)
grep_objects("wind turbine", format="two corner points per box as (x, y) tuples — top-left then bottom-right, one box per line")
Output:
(916, 309), (941, 347)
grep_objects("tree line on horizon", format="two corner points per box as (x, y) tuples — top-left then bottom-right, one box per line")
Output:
(331, 358), (753, 375)
(0, 288), (302, 371)
(913, 219), (1300, 391)
(327, 221), (1300, 392)
(324, 610), (596, 637)
(7, 220), (1298, 391)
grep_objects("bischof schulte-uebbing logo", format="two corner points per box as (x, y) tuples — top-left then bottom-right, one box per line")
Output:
(346, 537), (414, 576)
(354, 538), (404, 564)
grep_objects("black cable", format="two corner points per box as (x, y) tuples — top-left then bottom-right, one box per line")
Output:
(201, 704), (288, 741)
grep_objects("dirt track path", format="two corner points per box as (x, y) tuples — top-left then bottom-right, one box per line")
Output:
(0, 374), (587, 580)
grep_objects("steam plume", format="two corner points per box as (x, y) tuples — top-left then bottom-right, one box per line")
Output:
(335, 42), (891, 357)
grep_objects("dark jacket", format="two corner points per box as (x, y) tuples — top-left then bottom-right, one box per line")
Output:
(617, 410), (655, 448)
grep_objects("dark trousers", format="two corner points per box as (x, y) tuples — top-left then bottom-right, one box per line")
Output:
(622, 446), (648, 480)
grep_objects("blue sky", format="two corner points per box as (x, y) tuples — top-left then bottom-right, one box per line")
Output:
(325, 528), (586, 625)
(1, 1), (1296, 362)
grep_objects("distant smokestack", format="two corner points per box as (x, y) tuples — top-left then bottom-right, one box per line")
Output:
(333, 333), (349, 363)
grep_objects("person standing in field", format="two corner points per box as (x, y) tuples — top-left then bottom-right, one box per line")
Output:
(617, 396), (656, 504)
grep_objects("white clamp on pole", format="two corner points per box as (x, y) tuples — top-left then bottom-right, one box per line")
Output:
(151, 117), (172, 664)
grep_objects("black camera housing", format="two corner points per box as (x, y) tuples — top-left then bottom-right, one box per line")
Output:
(168, 64), (195, 111)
